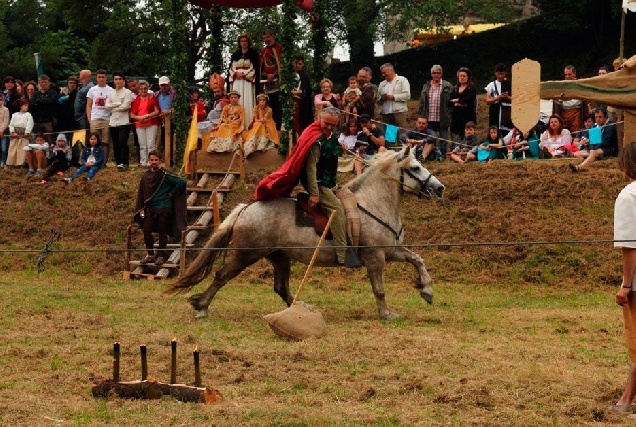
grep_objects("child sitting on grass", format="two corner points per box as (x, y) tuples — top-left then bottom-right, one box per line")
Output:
(24, 133), (48, 177)
(448, 121), (479, 164)
(63, 132), (104, 183)
(477, 125), (507, 162)
(41, 133), (71, 183)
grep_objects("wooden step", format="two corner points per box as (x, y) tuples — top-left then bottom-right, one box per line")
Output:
(186, 187), (231, 192)
(187, 206), (214, 211)
(196, 170), (241, 176)
(186, 225), (211, 230)
(153, 243), (194, 248)
(129, 261), (178, 268)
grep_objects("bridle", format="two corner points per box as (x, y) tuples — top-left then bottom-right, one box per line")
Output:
(401, 167), (434, 199)
(357, 154), (436, 241)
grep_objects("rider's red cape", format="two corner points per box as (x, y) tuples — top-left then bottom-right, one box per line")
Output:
(254, 120), (323, 200)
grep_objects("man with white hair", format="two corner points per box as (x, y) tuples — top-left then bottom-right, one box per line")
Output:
(74, 69), (94, 130)
(254, 107), (359, 267)
(418, 64), (452, 156)
(377, 63), (410, 139)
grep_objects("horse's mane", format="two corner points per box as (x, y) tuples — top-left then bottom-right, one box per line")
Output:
(345, 150), (402, 192)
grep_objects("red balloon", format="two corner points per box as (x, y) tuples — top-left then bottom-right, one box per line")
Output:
(189, 0), (282, 8)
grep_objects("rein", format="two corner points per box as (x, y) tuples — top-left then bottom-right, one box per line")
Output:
(357, 203), (403, 241)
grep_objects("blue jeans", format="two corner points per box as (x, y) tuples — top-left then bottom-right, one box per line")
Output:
(1, 129), (8, 165)
(71, 164), (101, 180)
(427, 122), (450, 156)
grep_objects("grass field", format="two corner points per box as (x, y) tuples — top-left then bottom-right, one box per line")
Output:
(0, 263), (630, 425)
(0, 96), (633, 424)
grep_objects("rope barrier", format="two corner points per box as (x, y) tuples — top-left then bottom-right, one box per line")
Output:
(334, 105), (624, 151)
(6, 238), (635, 255)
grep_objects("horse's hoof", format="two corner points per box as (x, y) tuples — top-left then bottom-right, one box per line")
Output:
(421, 291), (433, 305)
(195, 309), (208, 319)
(380, 311), (402, 321)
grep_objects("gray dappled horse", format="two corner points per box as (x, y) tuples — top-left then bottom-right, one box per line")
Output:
(166, 145), (445, 320)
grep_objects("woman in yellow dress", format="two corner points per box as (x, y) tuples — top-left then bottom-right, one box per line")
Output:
(243, 93), (279, 157)
(206, 91), (245, 153)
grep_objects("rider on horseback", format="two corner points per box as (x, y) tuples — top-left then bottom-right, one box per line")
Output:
(300, 107), (351, 266)
(254, 107), (359, 267)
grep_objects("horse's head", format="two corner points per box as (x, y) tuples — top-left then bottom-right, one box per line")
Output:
(398, 146), (445, 199)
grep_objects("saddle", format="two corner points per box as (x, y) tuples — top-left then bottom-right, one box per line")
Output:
(296, 192), (332, 239)
(295, 189), (361, 250)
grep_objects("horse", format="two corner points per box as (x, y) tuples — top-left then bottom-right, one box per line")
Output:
(165, 145), (445, 320)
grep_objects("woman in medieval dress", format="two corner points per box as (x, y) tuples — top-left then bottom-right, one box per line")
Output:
(243, 93), (279, 157)
(228, 34), (259, 129)
(206, 91), (245, 153)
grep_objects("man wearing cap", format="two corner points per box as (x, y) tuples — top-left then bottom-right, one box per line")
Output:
(254, 107), (360, 268)
(155, 76), (176, 152)
(357, 114), (386, 157)
(259, 30), (282, 130)
(401, 116), (437, 160)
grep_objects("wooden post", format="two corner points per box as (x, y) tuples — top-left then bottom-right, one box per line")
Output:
(288, 131), (294, 159)
(193, 346), (201, 387)
(620, 9), (626, 62)
(165, 116), (173, 168)
(179, 230), (186, 277)
(238, 149), (245, 181)
(140, 345), (148, 380)
(170, 338), (177, 384)
(212, 190), (220, 229)
(113, 342), (120, 382)
(125, 225), (132, 271)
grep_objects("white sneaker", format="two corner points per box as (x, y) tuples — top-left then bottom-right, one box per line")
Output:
(117, 164), (124, 169)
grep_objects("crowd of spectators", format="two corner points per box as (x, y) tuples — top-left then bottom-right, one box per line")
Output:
(1, 29), (627, 182)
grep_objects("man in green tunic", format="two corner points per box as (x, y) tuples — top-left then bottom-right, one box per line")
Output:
(300, 107), (359, 267)
(135, 150), (187, 266)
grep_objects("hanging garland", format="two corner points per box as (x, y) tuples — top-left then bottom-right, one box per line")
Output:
(278, 0), (298, 156)
(169, 0), (189, 168)
(309, 0), (331, 94)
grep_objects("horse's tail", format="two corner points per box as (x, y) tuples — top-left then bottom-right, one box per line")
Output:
(164, 203), (248, 295)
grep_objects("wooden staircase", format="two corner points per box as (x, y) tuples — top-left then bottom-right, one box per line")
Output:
(123, 173), (238, 280)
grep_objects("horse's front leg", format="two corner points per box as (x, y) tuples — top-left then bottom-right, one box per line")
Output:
(386, 246), (433, 304)
(364, 250), (402, 320)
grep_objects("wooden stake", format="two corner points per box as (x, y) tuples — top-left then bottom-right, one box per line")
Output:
(193, 346), (201, 387)
(292, 211), (336, 305)
(212, 190), (220, 229)
(170, 338), (177, 384)
(140, 344), (148, 381)
(113, 342), (120, 382)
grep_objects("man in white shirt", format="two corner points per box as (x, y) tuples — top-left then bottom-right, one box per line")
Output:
(377, 63), (410, 140)
(485, 63), (513, 134)
(86, 69), (114, 165)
